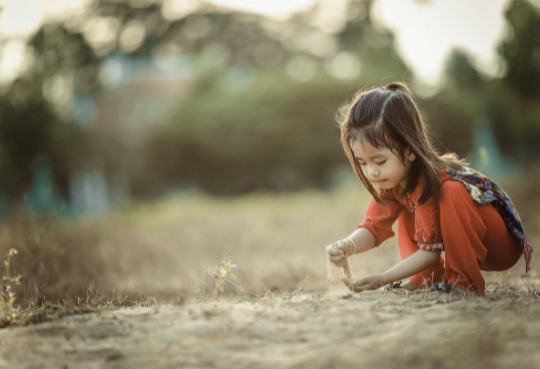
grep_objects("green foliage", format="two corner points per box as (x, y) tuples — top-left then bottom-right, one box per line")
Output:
(25, 302), (69, 323)
(499, 0), (540, 100)
(409, 1), (540, 166)
(0, 249), (22, 326)
(5, 0), (414, 201)
(337, 0), (411, 80)
(23, 302), (95, 325)
(444, 49), (484, 88)
(29, 24), (100, 92)
(0, 93), (61, 201)
(207, 256), (261, 298)
(136, 74), (355, 196)
(5, 0), (540, 204)
(128, 1), (412, 197)
(491, 0), (540, 162)
(418, 50), (485, 158)
(0, 20), (106, 205)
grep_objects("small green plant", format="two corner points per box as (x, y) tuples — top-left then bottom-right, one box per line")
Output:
(211, 258), (237, 296)
(1, 248), (22, 326)
(207, 257), (260, 299)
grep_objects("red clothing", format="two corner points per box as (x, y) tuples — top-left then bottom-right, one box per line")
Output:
(359, 171), (522, 294)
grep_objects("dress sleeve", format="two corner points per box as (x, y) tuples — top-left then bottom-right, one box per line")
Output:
(359, 195), (403, 247)
(414, 197), (444, 251)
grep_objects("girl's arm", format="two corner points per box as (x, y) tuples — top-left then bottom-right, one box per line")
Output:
(326, 227), (376, 267)
(347, 227), (378, 254)
(342, 249), (441, 292)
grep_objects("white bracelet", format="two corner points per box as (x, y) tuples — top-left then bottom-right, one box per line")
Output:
(343, 237), (356, 256)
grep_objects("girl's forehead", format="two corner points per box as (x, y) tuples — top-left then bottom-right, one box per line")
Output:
(350, 141), (396, 157)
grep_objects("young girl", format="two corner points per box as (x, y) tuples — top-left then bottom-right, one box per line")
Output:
(326, 82), (532, 295)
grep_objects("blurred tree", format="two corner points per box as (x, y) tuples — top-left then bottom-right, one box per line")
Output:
(0, 77), (69, 203)
(424, 0), (540, 167)
(336, 0), (411, 82)
(444, 49), (484, 88)
(494, 0), (540, 162)
(499, 0), (540, 100)
(418, 91), (475, 159)
(29, 24), (101, 96)
(0, 22), (110, 206)
(134, 0), (415, 196)
(1, 0), (537, 204)
(417, 49), (486, 159)
(137, 77), (352, 196)
(428, 45), (535, 169)
(76, 0), (296, 69)
(0, 0), (417, 202)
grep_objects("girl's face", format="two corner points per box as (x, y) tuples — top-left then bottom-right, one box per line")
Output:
(350, 140), (415, 190)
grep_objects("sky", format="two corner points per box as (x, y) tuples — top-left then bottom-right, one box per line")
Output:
(0, 0), (512, 86)
(373, 0), (511, 85)
(209, 0), (512, 85)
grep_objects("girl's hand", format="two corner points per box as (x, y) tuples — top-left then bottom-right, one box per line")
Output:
(325, 240), (354, 267)
(341, 274), (385, 293)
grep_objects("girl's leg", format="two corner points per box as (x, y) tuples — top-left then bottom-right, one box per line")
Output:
(440, 180), (487, 293)
(397, 212), (445, 289)
(477, 203), (522, 271)
(439, 180), (521, 294)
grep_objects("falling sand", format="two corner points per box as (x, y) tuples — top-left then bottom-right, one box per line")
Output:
(326, 258), (353, 296)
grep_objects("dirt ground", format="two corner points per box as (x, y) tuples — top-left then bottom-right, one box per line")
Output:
(1, 188), (539, 369)
(0, 285), (539, 369)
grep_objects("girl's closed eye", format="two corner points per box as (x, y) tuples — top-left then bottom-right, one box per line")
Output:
(376, 160), (387, 166)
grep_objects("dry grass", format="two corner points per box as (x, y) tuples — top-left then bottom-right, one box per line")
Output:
(1, 181), (539, 368)
(0, 180), (539, 309)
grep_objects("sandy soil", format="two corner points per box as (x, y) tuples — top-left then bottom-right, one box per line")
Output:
(0, 287), (539, 369)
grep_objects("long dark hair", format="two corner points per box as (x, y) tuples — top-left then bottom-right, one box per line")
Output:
(337, 82), (466, 204)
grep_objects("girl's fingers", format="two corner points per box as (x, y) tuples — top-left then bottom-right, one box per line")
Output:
(342, 278), (360, 290)
(341, 278), (372, 292)
(352, 283), (369, 293)
(327, 249), (343, 257)
(326, 242), (349, 267)
(326, 245), (346, 262)
(326, 244), (344, 254)
(341, 278), (352, 290)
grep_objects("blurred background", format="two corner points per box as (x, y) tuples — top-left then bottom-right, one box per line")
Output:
(0, 0), (539, 304)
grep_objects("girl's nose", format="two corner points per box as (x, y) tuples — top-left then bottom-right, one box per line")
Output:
(369, 166), (379, 177)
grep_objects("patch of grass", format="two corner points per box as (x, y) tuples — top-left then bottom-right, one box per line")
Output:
(0, 181), (538, 327)
(22, 302), (93, 325)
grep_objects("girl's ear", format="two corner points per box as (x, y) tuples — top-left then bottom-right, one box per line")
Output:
(405, 148), (416, 162)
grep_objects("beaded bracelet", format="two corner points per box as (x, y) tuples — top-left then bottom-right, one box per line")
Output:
(343, 237), (357, 257)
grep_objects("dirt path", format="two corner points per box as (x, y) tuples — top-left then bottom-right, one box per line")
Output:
(0, 290), (538, 369)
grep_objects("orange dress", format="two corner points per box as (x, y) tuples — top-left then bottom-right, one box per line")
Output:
(359, 171), (525, 294)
